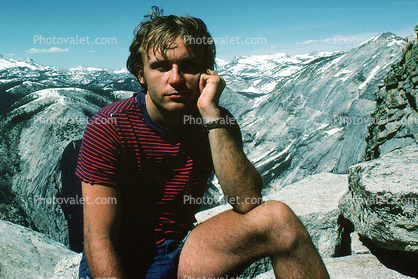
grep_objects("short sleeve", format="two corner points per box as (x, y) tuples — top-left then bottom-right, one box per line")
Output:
(75, 113), (121, 187)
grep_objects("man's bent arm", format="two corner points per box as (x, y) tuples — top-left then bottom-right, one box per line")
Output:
(198, 71), (263, 214)
(82, 182), (125, 278)
(207, 126), (263, 213)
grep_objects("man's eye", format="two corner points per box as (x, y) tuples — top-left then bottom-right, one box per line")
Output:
(180, 63), (201, 74)
(156, 64), (171, 71)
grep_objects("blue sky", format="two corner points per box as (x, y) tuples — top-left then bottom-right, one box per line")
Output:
(1, 0), (417, 70)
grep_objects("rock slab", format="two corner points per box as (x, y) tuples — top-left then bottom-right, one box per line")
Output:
(255, 253), (415, 279)
(340, 144), (418, 252)
(196, 172), (349, 258)
(0, 220), (76, 279)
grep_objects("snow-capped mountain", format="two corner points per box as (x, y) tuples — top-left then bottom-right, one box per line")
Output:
(216, 51), (340, 94)
(0, 58), (140, 243)
(218, 32), (406, 190)
(0, 32), (407, 244)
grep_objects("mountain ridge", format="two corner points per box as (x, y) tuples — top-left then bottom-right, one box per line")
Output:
(217, 32), (406, 191)
(0, 31), (408, 243)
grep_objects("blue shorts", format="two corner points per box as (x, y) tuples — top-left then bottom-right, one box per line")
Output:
(79, 233), (189, 279)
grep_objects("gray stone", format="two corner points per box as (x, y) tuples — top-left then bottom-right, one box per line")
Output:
(197, 172), (349, 260)
(365, 39), (418, 161)
(0, 220), (76, 279)
(384, 75), (398, 89)
(351, 232), (371, 255)
(378, 136), (415, 156)
(412, 75), (418, 86)
(383, 88), (407, 108)
(266, 172), (349, 257)
(340, 144), (418, 252)
(49, 253), (82, 279)
(255, 254), (414, 279)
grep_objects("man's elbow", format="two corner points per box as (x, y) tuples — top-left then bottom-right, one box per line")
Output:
(231, 194), (264, 214)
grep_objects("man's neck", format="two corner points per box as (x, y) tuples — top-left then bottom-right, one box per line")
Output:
(144, 93), (185, 129)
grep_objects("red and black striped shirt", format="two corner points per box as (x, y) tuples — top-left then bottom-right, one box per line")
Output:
(76, 92), (215, 244)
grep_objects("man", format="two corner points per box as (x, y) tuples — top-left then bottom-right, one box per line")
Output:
(76, 7), (329, 279)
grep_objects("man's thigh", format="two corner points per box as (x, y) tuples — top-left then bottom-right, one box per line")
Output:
(177, 201), (279, 278)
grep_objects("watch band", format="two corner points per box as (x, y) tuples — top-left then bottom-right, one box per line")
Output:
(202, 119), (234, 132)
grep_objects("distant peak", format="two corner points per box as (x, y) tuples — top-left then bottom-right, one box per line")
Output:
(68, 65), (104, 72)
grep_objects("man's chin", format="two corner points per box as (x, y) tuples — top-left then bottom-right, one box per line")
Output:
(164, 102), (194, 115)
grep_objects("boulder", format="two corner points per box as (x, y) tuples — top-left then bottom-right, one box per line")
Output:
(340, 144), (418, 253)
(196, 172), (349, 257)
(265, 172), (349, 257)
(255, 253), (415, 279)
(0, 220), (76, 279)
(50, 253), (82, 279)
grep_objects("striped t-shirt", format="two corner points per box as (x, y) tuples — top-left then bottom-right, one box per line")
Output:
(76, 92), (216, 245)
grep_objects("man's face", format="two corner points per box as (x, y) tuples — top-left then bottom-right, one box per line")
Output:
(137, 35), (205, 122)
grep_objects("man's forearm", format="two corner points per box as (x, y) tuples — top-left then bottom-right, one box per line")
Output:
(207, 123), (263, 213)
(198, 71), (263, 213)
(85, 237), (125, 278)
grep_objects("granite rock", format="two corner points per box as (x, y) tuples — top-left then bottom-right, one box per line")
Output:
(0, 220), (76, 279)
(256, 253), (415, 279)
(340, 144), (418, 253)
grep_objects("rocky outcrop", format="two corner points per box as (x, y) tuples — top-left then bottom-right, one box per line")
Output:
(338, 36), (418, 278)
(196, 172), (415, 278)
(51, 253), (82, 279)
(197, 173), (349, 257)
(1, 170), (414, 278)
(0, 220), (76, 279)
(365, 42), (418, 160)
(340, 144), (418, 253)
(256, 254), (415, 279)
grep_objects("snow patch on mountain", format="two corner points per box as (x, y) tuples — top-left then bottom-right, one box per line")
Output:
(359, 65), (380, 89)
(0, 57), (52, 71)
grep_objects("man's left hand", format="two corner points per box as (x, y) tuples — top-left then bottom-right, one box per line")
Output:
(197, 70), (226, 122)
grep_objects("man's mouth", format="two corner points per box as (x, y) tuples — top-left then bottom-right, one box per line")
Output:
(166, 91), (188, 98)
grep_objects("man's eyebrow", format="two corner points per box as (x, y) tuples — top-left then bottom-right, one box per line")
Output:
(149, 56), (199, 65)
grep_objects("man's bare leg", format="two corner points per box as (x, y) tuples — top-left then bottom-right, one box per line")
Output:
(178, 200), (329, 279)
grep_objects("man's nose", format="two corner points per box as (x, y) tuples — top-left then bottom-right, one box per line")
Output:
(169, 64), (183, 86)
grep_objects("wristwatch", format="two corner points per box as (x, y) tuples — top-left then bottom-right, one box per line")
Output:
(202, 119), (234, 132)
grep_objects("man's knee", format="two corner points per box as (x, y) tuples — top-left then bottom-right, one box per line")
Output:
(250, 200), (310, 252)
(250, 200), (299, 228)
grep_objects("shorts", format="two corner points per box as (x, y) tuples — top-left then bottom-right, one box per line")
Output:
(79, 232), (190, 279)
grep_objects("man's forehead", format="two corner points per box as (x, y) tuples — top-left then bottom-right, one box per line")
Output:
(146, 41), (196, 63)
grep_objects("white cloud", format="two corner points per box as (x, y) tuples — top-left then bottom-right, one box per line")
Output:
(5, 53), (15, 57)
(296, 38), (335, 46)
(27, 47), (69, 53)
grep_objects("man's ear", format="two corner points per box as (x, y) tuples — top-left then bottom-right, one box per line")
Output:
(136, 67), (146, 86)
